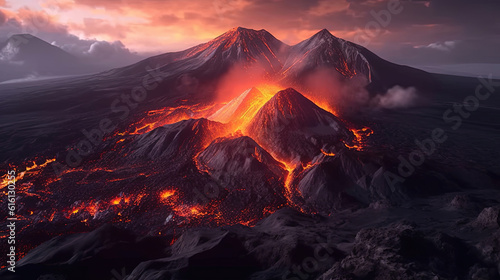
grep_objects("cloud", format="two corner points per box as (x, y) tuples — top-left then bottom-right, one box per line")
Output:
(373, 86), (418, 109)
(384, 38), (500, 66)
(156, 14), (180, 26)
(416, 40), (457, 51)
(52, 37), (145, 68)
(79, 18), (129, 39)
(72, 0), (124, 10)
(308, 0), (350, 16)
(85, 40), (134, 61)
(300, 67), (371, 115)
(42, 0), (80, 11)
(0, 8), (147, 69)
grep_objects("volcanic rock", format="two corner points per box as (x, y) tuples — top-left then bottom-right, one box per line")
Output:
(128, 118), (227, 161)
(471, 206), (500, 228)
(246, 88), (352, 163)
(196, 135), (287, 218)
(319, 222), (485, 280)
(281, 29), (371, 80)
(296, 152), (368, 213)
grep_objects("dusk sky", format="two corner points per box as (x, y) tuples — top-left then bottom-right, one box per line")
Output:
(1, 0), (499, 76)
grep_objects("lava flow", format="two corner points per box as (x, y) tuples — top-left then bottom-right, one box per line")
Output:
(343, 127), (373, 151)
(0, 158), (55, 189)
(0, 84), (374, 256)
(118, 84), (374, 223)
(116, 102), (220, 136)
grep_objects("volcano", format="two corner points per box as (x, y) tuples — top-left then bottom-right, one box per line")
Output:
(246, 88), (352, 163)
(0, 34), (78, 67)
(111, 27), (286, 79)
(0, 27), (437, 162)
(281, 29), (371, 80)
(1, 27), (499, 280)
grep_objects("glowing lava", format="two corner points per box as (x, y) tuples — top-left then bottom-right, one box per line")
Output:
(344, 127), (373, 151)
(116, 103), (220, 136)
(321, 149), (336, 157)
(1, 158), (55, 189)
(160, 189), (176, 200)
(209, 84), (284, 132)
(3, 84), (374, 247)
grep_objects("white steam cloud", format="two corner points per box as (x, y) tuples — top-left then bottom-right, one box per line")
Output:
(373, 86), (418, 109)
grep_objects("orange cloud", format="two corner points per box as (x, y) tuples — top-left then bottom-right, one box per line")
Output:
(74, 18), (130, 39)
(42, 0), (75, 11)
(14, 8), (67, 34)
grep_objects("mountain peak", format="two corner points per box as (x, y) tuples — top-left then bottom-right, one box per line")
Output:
(181, 27), (285, 73)
(267, 88), (335, 118)
(255, 88), (336, 123)
(9, 33), (34, 39)
(318, 28), (331, 35)
(272, 88), (310, 104)
(5, 34), (46, 46)
(1, 33), (76, 63)
(310, 28), (337, 40)
(223, 27), (272, 40)
(191, 27), (281, 52)
(230, 26), (257, 33)
(290, 28), (343, 52)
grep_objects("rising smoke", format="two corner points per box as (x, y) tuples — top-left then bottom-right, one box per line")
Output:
(301, 67), (420, 113)
(214, 63), (419, 115)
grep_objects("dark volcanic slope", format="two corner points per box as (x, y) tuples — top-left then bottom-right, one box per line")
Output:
(197, 135), (287, 217)
(111, 27), (287, 79)
(296, 151), (368, 212)
(3, 197), (500, 280)
(246, 88), (352, 163)
(198, 135), (286, 181)
(128, 118), (227, 161)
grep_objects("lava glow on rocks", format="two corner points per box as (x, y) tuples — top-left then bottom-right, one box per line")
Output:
(0, 84), (373, 262)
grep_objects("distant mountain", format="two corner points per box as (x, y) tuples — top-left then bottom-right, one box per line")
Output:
(0, 34), (76, 65)
(105, 27), (435, 100)
(0, 34), (94, 82)
(281, 29), (371, 80)
(0, 28), (437, 91)
(109, 27), (287, 78)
